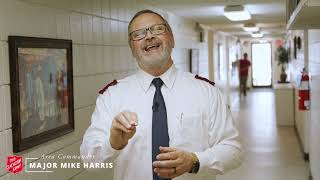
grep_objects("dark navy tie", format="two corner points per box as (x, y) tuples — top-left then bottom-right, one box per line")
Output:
(152, 78), (170, 180)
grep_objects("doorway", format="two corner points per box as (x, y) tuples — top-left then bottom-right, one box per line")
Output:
(251, 43), (272, 87)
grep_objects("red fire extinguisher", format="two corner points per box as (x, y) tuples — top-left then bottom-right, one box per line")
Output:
(298, 68), (310, 110)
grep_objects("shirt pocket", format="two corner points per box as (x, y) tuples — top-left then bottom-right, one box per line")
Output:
(174, 113), (206, 151)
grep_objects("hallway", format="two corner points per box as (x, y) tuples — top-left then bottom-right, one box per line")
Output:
(218, 89), (309, 180)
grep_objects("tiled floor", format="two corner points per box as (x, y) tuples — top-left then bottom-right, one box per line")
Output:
(218, 88), (310, 180)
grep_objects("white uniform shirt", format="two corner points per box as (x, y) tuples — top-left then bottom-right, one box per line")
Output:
(80, 65), (243, 180)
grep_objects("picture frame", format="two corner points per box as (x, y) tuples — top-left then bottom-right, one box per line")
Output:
(189, 49), (199, 74)
(8, 36), (74, 152)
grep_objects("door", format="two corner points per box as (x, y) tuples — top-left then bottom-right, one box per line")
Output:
(251, 43), (272, 87)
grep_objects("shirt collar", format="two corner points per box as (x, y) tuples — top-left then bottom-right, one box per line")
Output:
(136, 64), (177, 92)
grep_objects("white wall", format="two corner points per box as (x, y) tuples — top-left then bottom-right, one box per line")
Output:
(213, 32), (227, 88)
(228, 38), (239, 107)
(168, 12), (203, 73)
(287, 29), (320, 180)
(212, 31), (238, 106)
(308, 29), (320, 180)
(0, 0), (205, 179)
(287, 30), (310, 156)
(289, 30), (305, 85)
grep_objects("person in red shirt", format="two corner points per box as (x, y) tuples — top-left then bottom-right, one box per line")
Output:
(238, 53), (251, 96)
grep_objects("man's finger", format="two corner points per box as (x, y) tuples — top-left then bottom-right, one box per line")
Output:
(130, 112), (138, 125)
(154, 167), (175, 174)
(156, 168), (179, 179)
(116, 113), (131, 129)
(123, 111), (138, 126)
(154, 167), (175, 176)
(156, 151), (178, 160)
(159, 146), (177, 153)
(113, 120), (131, 133)
(153, 159), (179, 168)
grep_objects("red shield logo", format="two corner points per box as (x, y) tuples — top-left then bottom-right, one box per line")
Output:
(6, 156), (23, 174)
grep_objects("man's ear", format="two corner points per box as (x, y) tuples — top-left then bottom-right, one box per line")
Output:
(170, 34), (175, 48)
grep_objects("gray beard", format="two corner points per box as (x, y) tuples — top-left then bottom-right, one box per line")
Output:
(138, 46), (172, 69)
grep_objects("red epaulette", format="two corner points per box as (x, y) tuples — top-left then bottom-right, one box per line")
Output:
(195, 75), (215, 86)
(98, 80), (118, 94)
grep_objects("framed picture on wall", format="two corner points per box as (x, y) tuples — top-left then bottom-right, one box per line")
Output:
(190, 49), (199, 74)
(8, 36), (74, 152)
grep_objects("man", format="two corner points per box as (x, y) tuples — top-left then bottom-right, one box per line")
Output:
(238, 53), (251, 96)
(80, 9), (243, 180)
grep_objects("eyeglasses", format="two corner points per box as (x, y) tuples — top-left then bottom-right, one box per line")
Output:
(129, 24), (167, 41)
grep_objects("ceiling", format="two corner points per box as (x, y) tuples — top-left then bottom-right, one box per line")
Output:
(142, 0), (287, 39)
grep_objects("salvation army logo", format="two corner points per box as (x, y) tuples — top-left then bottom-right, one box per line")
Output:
(6, 156), (23, 174)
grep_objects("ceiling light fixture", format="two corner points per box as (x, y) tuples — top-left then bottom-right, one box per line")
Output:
(224, 5), (251, 21)
(251, 32), (264, 38)
(243, 23), (259, 32)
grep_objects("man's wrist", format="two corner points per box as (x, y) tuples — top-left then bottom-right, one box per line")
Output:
(188, 152), (200, 174)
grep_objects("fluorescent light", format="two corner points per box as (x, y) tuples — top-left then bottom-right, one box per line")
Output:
(251, 32), (264, 38)
(224, 5), (251, 21)
(242, 23), (259, 32)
